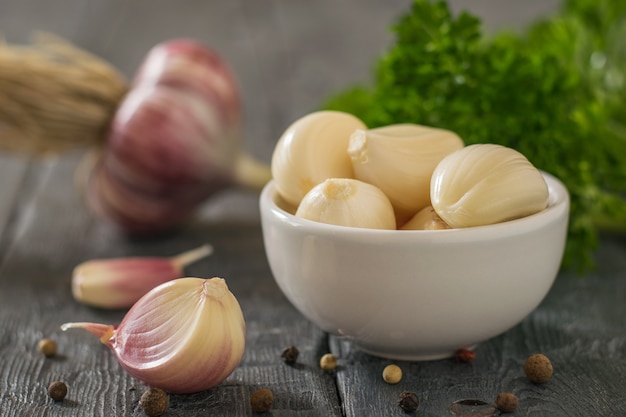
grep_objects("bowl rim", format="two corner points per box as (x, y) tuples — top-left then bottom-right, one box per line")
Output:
(260, 171), (570, 240)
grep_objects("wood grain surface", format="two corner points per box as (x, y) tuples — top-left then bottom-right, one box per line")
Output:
(1, 1), (624, 416)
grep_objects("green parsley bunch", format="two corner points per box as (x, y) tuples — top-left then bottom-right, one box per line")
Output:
(325, 0), (626, 272)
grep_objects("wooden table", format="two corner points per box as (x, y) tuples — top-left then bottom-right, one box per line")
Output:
(1, 1), (624, 416)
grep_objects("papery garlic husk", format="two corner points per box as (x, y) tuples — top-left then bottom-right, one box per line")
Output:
(271, 111), (366, 207)
(62, 277), (246, 394)
(72, 244), (213, 309)
(348, 124), (464, 225)
(295, 178), (396, 229)
(430, 143), (549, 228)
(400, 206), (451, 230)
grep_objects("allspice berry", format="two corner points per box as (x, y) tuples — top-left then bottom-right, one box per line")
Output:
(47, 381), (67, 402)
(382, 364), (402, 384)
(524, 353), (553, 383)
(250, 388), (274, 413)
(397, 390), (419, 413)
(320, 353), (337, 371)
(495, 392), (519, 413)
(140, 388), (169, 417)
(38, 338), (57, 358)
(281, 345), (299, 364)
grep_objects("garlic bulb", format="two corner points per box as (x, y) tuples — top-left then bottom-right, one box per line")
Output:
(271, 111), (366, 207)
(430, 144), (549, 228)
(295, 178), (396, 229)
(62, 277), (246, 394)
(400, 206), (450, 230)
(87, 39), (270, 234)
(72, 244), (213, 309)
(348, 124), (464, 224)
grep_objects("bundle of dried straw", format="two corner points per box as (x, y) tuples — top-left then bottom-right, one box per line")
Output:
(0, 33), (128, 155)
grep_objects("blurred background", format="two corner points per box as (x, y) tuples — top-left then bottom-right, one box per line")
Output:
(0, 0), (560, 163)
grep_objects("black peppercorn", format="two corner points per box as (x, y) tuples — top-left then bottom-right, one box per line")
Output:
(281, 345), (299, 364)
(47, 381), (67, 402)
(397, 390), (419, 413)
(140, 388), (169, 417)
(250, 388), (274, 413)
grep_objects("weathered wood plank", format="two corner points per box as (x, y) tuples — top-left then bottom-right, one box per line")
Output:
(0, 154), (29, 241)
(330, 236), (626, 416)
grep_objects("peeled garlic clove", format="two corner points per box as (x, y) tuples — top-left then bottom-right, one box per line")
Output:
(62, 277), (246, 394)
(295, 178), (396, 229)
(431, 144), (549, 228)
(72, 244), (213, 309)
(348, 124), (464, 224)
(400, 206), (450, 230)
(271, 111), (366, 207)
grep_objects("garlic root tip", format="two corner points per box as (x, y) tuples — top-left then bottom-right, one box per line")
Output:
(61, 322), (115, 344)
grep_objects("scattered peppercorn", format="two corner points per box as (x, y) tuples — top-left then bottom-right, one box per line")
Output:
(397, 390), (419, 413)
(250, 388), (274, 413)
(47, 381), (67, 402)
(524, 353), (553, 384)
(320, 353), (337, 371)
(281, 345), (299, 364)
(38, 338), (57, 358)
(455, 348), (476, 363)
(495, 392), (519, 413)
(140, 388), (169, 417)
(382, 364), (402, 384)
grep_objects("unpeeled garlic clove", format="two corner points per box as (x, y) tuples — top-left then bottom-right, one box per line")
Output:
(271, 111), (366, 207)
(400, 206), (450, 230)
(71, 244), (213, 309)
(295, 178), (396, 229)
(348, 124), (464, 224)
(62, 277), (246, 394)
(430, 143), (549, 228)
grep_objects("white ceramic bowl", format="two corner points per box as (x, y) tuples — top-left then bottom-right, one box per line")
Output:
(260, 173), (569, 360)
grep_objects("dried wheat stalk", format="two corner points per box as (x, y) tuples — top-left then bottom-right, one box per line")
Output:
(0, 33), (129, 155)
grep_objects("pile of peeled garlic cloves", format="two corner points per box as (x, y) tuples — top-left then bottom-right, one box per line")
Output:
(271, 111), (550, 230)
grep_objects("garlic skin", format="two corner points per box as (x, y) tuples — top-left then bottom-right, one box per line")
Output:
(400, 206), (450, 230)
(431, 143), (549, 228)
(348, 124), (464, 224)
(62, 277), (246, 394)
(72, 245), (213, 309)
(295, 178), (396, 229)
(271, 111), (366, 207)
